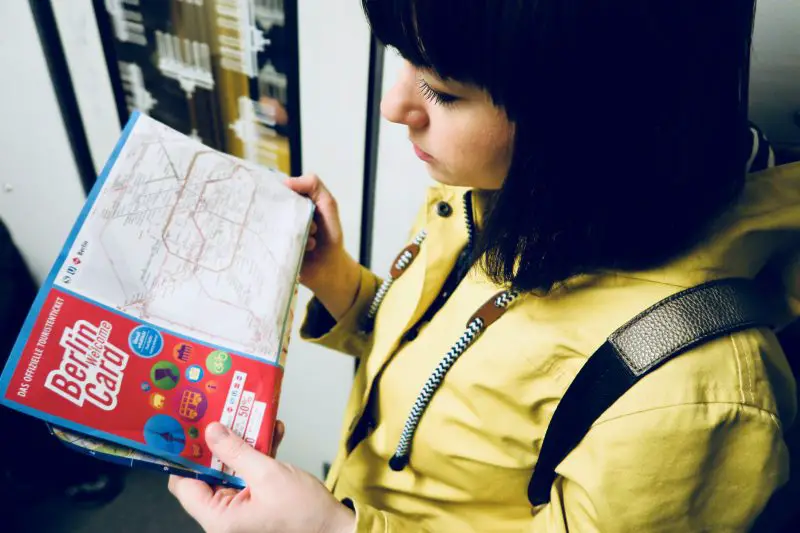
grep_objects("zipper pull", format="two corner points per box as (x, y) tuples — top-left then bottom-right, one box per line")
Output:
(389, 229), (427, 280)
(469, 290), (519, 328)
(389, 243), (422, 279)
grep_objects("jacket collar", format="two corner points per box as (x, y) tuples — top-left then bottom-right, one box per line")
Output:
(603, 162), (800, 324)
(429, 162), (800, 325)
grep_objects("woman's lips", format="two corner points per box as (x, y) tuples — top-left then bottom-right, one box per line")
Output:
(413, 143), (434, 162)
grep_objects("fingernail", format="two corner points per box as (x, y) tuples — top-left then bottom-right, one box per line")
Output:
(207, 423), (230, 445)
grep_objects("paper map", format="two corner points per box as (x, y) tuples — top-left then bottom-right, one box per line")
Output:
(0, 112), (312, 487)
(55, 113), (311, 365)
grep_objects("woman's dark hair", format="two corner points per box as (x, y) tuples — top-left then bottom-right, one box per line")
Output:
(363, 0), (759, 293)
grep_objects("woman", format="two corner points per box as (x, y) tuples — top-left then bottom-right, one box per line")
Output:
(170, 0), (800, 531)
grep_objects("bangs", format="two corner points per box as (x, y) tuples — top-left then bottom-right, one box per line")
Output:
(361, 0), (757, 294)
(361, 0), (517, 95)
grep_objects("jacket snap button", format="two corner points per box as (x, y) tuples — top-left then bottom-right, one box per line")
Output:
(436, 201), (453, 218)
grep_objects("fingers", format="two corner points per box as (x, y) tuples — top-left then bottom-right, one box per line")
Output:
(284, 174), (337, 212)
(211, 487), (241, 504)
(305, 221), (318, 251)
(270, 420), (285, 458)
(168, 475), (215, 529)
(205, 422), (274, 484)
(286, 174), (343, 256)
(283, 174), (324, 201)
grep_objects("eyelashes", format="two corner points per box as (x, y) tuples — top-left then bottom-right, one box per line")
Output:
(417, 78), (459, 107)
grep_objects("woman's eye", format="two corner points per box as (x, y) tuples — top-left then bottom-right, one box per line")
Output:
(417, 78), (459, 107)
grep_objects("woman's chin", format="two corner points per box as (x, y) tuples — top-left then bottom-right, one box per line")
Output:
(424, 166), (460, 187)
(425, 169), (498, 190)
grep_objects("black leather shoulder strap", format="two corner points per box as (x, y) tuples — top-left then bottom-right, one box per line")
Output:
(527, 277), (776, 506)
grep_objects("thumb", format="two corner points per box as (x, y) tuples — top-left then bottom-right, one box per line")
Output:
(284, 175), (337, 211)
(168, 475), (216, 530)
(206, 423), (273, 483)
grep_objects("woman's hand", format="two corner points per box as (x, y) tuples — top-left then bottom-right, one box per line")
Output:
(169, 422), (355, 533)
(285, 174), (362, 319)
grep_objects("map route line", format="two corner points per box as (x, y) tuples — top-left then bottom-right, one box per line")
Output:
(60, 114), (311, 362)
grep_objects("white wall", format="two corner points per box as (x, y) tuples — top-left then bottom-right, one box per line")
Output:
(0, 0), (88, 283)
(52, 1), (122, 174)
(278, 0), (371, 475)
(750, 0), (800, 145)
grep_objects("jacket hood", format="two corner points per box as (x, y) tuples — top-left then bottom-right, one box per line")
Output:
(621, 161), (800, 327)
(454, 161), (800, 326)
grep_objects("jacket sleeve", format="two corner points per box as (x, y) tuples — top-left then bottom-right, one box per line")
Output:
(530, 402), (790, 532)
(341, 403), (788, 532)
(343, 499), (433, 533)
(298, 201), (431, 359)
(298, 265), (382, 358)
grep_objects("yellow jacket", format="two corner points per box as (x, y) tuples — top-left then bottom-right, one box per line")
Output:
(300, 162), (800, 532)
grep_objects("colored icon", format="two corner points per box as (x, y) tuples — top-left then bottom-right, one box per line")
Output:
(174, 386), (209, 422)
(191, 443), (203, 458)
(205, 380), (218, 393)
(129, 325), (164, 358)
(143, 415), (186, 454)
(186, 365), (204, 383)
(173, 343), (193, 363)
(151, 361), (180, 390)
(141, 381), (151, 392)
(149, 392), (166, 409)
(188, 426), (199, 439)
(206, 351), (232, 375)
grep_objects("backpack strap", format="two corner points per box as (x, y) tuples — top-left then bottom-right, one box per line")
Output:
(527, 277), (777, 506)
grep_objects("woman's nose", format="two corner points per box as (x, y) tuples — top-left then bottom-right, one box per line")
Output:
(380, 63), (429, 129)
